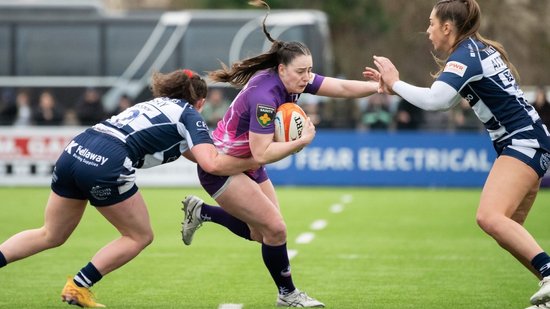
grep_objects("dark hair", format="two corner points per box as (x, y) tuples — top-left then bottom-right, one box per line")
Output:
(151, 69), (207, 105)
(431, 0), (519, 80)
(208, 0), (311, 88)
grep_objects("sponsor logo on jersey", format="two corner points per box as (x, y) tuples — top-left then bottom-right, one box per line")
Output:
(444, 61), (468, 77)
(65, 140), (79, 154)
(256, 104), (275, 127)
(195, 120), (209, 131)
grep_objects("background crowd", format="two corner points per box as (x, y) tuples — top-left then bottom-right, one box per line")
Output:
(0, 85), (548, 132)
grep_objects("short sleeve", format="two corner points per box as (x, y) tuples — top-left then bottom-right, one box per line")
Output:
(437, 46), (483, 92)
(304, 73), (325, 94)
(180, 108), (214, 146)
(248, 92), (277, 134)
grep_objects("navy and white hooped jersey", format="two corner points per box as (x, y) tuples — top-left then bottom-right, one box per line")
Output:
(438, 37), (539, 142)
(93, 97), (213, 168)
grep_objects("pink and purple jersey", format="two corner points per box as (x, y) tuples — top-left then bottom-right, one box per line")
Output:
(211, 69), (325, 157)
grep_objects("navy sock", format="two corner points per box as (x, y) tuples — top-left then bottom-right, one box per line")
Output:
(0, 251), (6, 268)
(261, 243), (296, 296)
(74, 262), (103, 288)
(532, 252), (550, 278)
(201, 204), (251, 240)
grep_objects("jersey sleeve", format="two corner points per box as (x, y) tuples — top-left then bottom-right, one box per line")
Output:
(248, 91), (277, 134)
(437, 45), (483, 92)
(180, 108), (214, 148)
(304, 73), (325, 94)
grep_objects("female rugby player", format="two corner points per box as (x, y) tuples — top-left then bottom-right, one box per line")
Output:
(365, 1), (550, 308)
(181, 1), (379, 307)
(0, 69), (259, 307)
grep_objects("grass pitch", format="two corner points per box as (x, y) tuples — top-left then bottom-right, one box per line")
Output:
(0, 187), (548, 308)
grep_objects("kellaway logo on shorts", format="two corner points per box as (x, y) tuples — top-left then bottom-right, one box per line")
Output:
(65, 140), (109, 166)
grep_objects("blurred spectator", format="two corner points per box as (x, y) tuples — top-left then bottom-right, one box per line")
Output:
(357, 93), (393, 131)
(201, 88), (230, 128)
(451, 98), (484, 132)
(32, 90), (64, 126)
(394, 98), (424, 130)
(298, 93), (322, 126)
(325, 97), (358, 129)
(75, 87), (106, 126)
(0, 88), (17, 125)
(63, 108), (80, 126)
(533, 86), (550, 128)
(420, 110), (452, 131)
(114, 94), (134, 115)
(13, 89), (33, 126)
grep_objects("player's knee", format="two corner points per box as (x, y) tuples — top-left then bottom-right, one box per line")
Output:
(43, 228), (69, 248)
(264, 221), (287, 243)
(250, 230), (263, 243)
(129, 229), (154, 249)
(139, 231), (154, 248)
(475, 210), (500, 235)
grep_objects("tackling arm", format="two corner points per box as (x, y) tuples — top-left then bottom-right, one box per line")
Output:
(189, 144), (259, 176)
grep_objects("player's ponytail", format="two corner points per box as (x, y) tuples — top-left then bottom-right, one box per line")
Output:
(249, 0), (276, 44)
(208, 0), (311, 88)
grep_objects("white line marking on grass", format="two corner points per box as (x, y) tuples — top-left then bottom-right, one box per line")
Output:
(288, 249), (298, 260)
(330, 203), (344, 213)
(341, 194), (353, 204)
(218, 304), (243, 309)
(310, 219), (327, 230)
(296, 232), (315, 244)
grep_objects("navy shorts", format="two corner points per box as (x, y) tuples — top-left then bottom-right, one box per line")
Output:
(51, 129), (138, 207)
(197, 165), (268, 199)
(494, 121), (550, 178)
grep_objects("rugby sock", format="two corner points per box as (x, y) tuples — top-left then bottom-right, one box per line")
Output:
(201, 204), (252, 240)
(0, 251), (6, 268)
(261, 242), (296, 296)
(73, 262), (103, 288)
(532, 252), (550, 278)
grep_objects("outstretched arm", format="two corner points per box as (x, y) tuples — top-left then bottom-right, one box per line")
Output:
(315, 77), (378, 98)
(372, 55), (462, 111)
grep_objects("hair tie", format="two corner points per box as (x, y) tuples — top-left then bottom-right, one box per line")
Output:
(182, 69), (194, 78)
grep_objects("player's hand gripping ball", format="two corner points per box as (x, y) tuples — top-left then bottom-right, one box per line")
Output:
(274, 103), (307, 142)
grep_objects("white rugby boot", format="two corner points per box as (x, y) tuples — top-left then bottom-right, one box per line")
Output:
(181, 195), (204, 246)
(276, 289), (325, 307)
(531, 276), (550, 305)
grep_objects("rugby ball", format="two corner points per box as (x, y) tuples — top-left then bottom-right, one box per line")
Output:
(274, 103), (307, 142)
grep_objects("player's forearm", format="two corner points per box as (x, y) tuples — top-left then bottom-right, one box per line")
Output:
(207, 155), (258, 176)
(392, 80), (462, 111)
